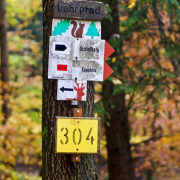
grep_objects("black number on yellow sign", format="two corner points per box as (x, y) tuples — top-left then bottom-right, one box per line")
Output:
(60, 127), (94, 145)
(86, 127), (95, 145)
(60, 128), (68, 144)
(73, 128), (82, 145)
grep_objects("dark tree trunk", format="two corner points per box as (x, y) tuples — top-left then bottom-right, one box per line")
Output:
(101, 0), (135, 179)
(42, 0), (97, 179)
(0, 0), (10, 124)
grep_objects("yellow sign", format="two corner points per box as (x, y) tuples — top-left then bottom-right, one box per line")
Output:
(55, 117), (100, 154)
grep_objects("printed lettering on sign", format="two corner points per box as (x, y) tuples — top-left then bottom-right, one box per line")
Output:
(49, 36), (105, 61)
(53, 1), (108, 21)
(52, 19), (101, 39)
(72, 60), (104, 81)
(57, 80), (87, 101)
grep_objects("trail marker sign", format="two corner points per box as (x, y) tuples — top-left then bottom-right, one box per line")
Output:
(49, 36), (105, 61)
(54, 1), (108, 21)
(54, 117), (100, 154)
(57, 80), (87, 101)
(48, 36), (114, 81)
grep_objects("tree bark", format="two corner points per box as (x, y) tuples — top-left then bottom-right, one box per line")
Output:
(101, 0), (135, 179)
(0, 0), (10, 124)
(42, 0), (97, 179)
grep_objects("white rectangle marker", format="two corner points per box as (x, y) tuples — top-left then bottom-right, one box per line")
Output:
(48, 58), (72, 79)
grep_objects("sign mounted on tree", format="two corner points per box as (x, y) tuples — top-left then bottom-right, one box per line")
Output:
(57, 80), (87, 101)
(54, 1), (108, 21)
(48, 36), (114, 81)
(52, 19), (101, 39)
(48, 36), (105, 61)
(54, 117), (101, 154)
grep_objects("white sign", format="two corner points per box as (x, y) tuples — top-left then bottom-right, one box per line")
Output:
(57, 80), (87, 101)
(72, 60), (103, 81)
(48, 36), (105, 81)
(48, 58), (72, 79)
(52, 19), (101, 40)
(49, 36), (105, 61)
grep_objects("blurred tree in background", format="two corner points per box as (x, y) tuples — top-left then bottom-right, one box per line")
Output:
(96, 0), (180, 179)
(0, 0), (42, 179)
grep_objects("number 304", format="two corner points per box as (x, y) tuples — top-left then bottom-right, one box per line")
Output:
(60, 127), (95, 145)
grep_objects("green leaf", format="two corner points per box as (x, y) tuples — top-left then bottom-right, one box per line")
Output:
(52, 20), (70, 36)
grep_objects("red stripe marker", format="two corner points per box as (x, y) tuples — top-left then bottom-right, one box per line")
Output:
(57, 64), (67, 71)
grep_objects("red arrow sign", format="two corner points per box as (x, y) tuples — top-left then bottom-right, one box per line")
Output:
(103, 62), (114, 80)
(104, 41), (115, 60)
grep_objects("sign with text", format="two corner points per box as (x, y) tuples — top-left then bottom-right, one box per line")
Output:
(49, 36), (105, 61)
(54, 1), (108, 21)
(52, 19), (101, 39)
(48, 36), (114, 80)
(55, 117), (100, 154)
(72, 60), (103, 81)
(57, 80), (87, 101)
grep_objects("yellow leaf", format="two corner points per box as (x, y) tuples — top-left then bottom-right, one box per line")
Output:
(159, 48), (165, 54)
(128, 0), (136, 8)
(112, 57), (116, 63)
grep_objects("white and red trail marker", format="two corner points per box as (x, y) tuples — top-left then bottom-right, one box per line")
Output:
(57, 80), (87, 101)
(48, 37), (115, 81)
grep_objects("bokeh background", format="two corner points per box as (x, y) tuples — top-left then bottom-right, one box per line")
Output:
(1, 0), (180, 179)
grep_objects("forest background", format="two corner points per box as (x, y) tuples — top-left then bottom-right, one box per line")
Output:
(1, 0), (180, 180)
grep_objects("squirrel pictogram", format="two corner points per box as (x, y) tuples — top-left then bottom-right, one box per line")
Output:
(70, 21), (85, 38)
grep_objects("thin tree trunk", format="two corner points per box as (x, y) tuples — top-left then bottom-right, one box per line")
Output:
(101, 0), (135, 179)
(42, 0), (97, 179)
(0, 0), (10, 124)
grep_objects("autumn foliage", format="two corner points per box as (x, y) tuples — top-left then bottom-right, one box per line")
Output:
(1, 0), (180, 179)
(0, 0), (42, 179)
(96, 0), (180, 179)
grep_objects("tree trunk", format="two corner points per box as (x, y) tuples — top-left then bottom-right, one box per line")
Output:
(42, 0), (97, 179)
(0, 0), (10, 124)
(101, 0), (135, 179)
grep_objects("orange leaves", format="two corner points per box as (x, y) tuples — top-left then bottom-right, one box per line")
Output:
(119, 16), (128, 22)
(127, 58), (134, 68)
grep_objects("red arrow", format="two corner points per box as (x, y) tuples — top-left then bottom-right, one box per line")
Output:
(104, 41), (115, 60)
(103, 62), (114, 80)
